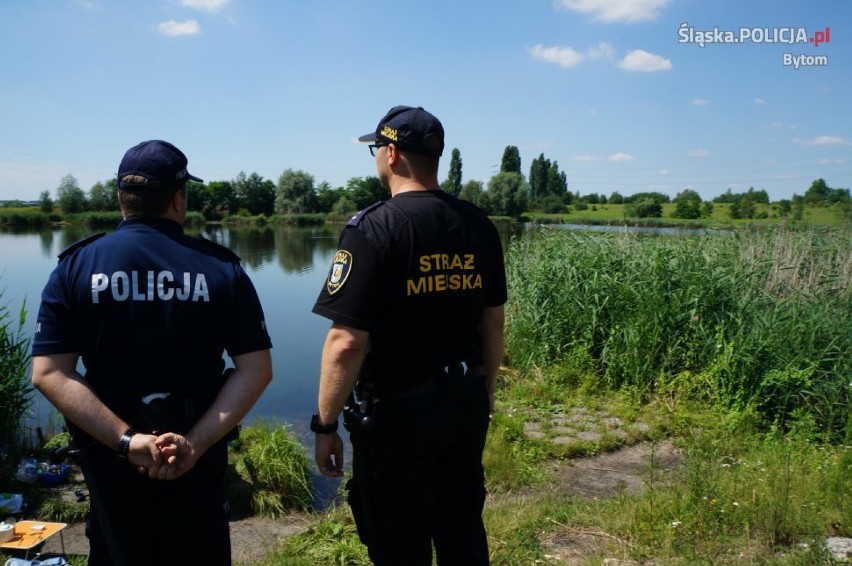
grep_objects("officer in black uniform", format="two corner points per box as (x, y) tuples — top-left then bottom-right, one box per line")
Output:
(311, 106), (507, 565)
(31, 140), (273, 566)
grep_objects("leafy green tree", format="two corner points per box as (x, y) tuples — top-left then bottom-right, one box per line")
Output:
(625, 192), (670, 204)
(332, 195), (356, 217)
(458, 180), (484, 206)
(828, 187), (851, 205)
(235, 172), (276, 215)
(441, 148), (463, 197)
(672, 188), (703, 219)
(625, 198), (662, 218)
(207, 181), (236, 219)
(529, 155), (568, 211)
(185, 180), (211, 214)
(275, 169), (317, 214)
(487, 172), (528, 217)
(38, 190), (53, 213)
(701, 201), (714, 217)
(529, 153), (550, 202)
(730, 195), (756, 219)
(500, 146), (521, 174)
(55, 174), (88, 214)
(713, 188), (737, 204)
(88, 179), (118, 211)
(347, 176), (386, 210)
(547, 161), (567, 197)
(804, 178), (830, 205)
(609, 191), (625, 204)
(316, 181), (347, 213)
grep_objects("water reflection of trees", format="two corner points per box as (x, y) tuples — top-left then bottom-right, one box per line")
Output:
(275, 225), (340, 274)
(202, 227), (278, 271)
(201, 225), (340, 274)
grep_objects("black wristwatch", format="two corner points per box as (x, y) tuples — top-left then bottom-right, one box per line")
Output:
(116, 428), (137, 459)
(310, 414), (338, 434)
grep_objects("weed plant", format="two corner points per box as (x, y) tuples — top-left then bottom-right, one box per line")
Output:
(228, 420), (314, 518)
(506, 226), (850, 441)
(0, 292), (33, 476)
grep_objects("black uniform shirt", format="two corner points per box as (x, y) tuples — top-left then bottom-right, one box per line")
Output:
(32, 217), (272, 410)
(313, 190), (507, 389)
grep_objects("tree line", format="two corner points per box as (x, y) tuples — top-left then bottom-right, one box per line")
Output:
(16, 145), (851, 221)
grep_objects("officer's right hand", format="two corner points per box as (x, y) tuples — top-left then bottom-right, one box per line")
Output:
(315, 432), (344, 477)
(127, 433), (164, 472)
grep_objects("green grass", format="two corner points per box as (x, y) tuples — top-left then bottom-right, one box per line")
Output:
(228, 420), (314, 518)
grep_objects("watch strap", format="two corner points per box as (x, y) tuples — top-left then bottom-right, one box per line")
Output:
(310, 414), (338, 434)
(116, 428), (137, 459)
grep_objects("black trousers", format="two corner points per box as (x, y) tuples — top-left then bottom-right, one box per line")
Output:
(348, 375), (491, 566)
(83, 442), (231, 566)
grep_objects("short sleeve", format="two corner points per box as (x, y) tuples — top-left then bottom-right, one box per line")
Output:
(224, 266), (272, 356)
(312, 226), (384, 331)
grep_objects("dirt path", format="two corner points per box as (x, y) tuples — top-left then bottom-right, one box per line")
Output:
(38, 410), (682, 563)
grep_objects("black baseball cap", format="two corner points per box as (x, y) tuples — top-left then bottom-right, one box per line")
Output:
(118, 140), (203, 191)
(358, 105), (445, 157)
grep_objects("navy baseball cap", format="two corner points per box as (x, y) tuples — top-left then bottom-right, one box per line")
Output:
(118, 140), (203, 190)
(358, 106), (445, 157)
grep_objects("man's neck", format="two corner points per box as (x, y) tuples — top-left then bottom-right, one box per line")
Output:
(389, 176), (439, 197)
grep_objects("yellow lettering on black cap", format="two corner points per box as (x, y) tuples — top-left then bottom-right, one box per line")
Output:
(380, 126), (398, 141)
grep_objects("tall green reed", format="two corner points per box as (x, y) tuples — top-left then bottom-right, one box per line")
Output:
(0, 293), (33, 466)
(505, 226), (850, 441)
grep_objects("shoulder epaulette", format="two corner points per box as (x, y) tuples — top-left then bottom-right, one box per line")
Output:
(198, 236), (242, 263)
(58, 233), (106, 261)
(347, 201), (385, 226)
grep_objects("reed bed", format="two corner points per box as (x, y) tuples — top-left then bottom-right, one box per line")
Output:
(505, 226), (851, 441)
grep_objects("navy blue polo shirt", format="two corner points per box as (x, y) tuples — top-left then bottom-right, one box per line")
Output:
(32, 217), (272, 410)
(313, 190), (507, 389)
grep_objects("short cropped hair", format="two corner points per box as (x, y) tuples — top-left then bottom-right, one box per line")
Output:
(118, 175), (184, 218)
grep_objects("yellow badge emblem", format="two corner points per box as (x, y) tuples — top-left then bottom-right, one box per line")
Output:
(326, 250), (353, 295)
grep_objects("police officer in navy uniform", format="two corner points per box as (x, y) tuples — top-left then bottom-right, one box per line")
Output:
(31, 140), (273, 566)
(312, 106), (507, 565)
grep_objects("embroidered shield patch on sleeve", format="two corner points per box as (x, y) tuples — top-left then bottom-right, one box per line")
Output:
(326, 250), (353, 295)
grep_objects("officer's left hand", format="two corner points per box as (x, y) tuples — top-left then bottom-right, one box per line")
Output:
(146, 433), (201, 480)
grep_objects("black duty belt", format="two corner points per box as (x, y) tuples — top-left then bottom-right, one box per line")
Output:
(369, 362), (485, 398)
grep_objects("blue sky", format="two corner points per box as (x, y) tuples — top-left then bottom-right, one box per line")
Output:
(1, 0), (849, 203)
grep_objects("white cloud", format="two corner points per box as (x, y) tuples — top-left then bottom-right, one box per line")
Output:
(181, 0), (229, 11)
(609, 152), (635, 162)
(659, 169), (669, 175)
(555, 0), (670, 23)
(691, 98), (710, 106)
(530, 44), (584, 68)
(574, 155), (604, 162)
(753, 97), (766, 106)
(688, 149), (711, 158)
(158, 19), (201, 37)
(617, 50), (672, 72)
(799, 135), (844, 146)
(818, 158), (845, 164)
